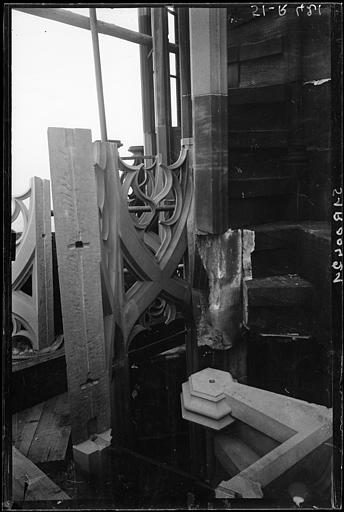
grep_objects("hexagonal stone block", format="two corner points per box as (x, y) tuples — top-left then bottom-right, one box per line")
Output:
(181, 368), (235, 430)
(189, 368), (234, 402)
(182, 382), (232, 420)
(181, 394), (235, 430)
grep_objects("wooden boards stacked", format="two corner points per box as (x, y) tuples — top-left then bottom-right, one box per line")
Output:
(12, 393), (71, 469)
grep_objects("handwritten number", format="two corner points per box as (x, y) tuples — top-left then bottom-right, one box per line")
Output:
(333, 272), (343, 283)
(332, 261), (343, 271)
(251, 5), (260, 17)
(307, 4), (317, 16)
(296, 4), (305, 16)
(279, 4), (287, 16)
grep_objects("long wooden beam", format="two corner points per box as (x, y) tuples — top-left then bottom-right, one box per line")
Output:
(89, 8), (108, 141)
(13, 7), (178, 52)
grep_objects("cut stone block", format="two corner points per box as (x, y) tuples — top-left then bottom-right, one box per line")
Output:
(181, 368), (235, 430)
(182, 382), (232, 420)
(181, 394), (235, 431)
(73, 429), (111, 475)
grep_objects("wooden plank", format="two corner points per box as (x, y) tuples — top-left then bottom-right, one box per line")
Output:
(228, 84), (287, 105)
(229, 177), (295, 199)
(12, 345), (65, 373)
(12, 447), (70, 502)
(229, 129), (288, 148)
(34, 177), (55, 349)
(27, 394), (71, 466)
(12, 403), (44, 457)
(48, 128), (111, 444)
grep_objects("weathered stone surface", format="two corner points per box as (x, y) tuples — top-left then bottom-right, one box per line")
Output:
(195, 229), (254, 349)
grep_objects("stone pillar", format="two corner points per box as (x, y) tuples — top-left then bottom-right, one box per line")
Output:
(189, 8), (228, 235)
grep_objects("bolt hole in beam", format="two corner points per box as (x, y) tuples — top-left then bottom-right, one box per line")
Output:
(209, 379), (216, 384)
(67, 241), (90, 249)
(80, 378), (99, 390)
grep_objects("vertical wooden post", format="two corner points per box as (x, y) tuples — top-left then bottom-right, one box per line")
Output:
(189, 8), (229, 234)
(138, 8), (156, 158)
(48, 128), (111, 445)
(151, 7), (171, 166)
(177, 8), (192, 140)
(3, 12), (12, 498)
(33, 177), (55, 349)
(174, 11), (181, 128)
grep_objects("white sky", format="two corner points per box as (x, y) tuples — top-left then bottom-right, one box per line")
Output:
(12, 8), (144, 195)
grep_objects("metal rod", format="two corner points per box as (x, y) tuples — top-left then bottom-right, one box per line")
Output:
(121, 155), (155, 160)
(89, 8), (107, 141)
(128, 204), (175, 213)
(52, 203), (176, 216)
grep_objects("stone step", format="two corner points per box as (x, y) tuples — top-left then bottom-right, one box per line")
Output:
(244, 274), (315, 333)
(214, 433), (261, 478)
